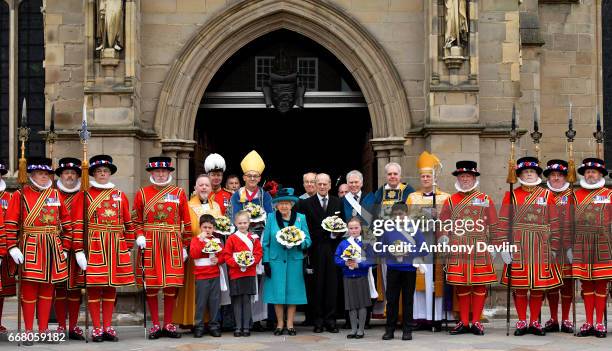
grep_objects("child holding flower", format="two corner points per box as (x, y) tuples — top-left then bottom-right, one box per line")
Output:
(334, 217), (376, 339)
(222, 210), (263, 337)
(190, 214), (225, 338)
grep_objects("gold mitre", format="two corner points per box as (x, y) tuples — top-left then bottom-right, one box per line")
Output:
(417, 151), (441, 175)
(240, 150), (265, 174)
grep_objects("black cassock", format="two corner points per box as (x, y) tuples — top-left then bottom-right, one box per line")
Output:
(297, 194), (344, 328)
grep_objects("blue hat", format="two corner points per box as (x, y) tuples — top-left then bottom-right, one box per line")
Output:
(272, 188), (299, 204)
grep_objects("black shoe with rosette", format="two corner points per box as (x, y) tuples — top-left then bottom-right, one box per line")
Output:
(560, 320), (574, 334)
(594, 323), (607, 338)
(577, 323), (594, 337)
(514, 320), (528, 336)
(92, 327), (104, 342)
(149, 324), (162, 339)
(103, 326), (118, 342)
(471, 321), (485, 336)
(528, 321), (546, 336)
(69, 326), (85, 340)
(544, 319), (560, 332)
(449, 321), (470, 335)
(162, 323), (182, 338)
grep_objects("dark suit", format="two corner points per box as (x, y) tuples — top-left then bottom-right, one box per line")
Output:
(298, 193), (344, 328)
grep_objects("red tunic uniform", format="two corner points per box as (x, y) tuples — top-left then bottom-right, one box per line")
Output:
(571, 187), (612, 280)
(133, 184), (192, 288)
(72, 187), (135, 287)
(439, 190), (498, 286)
(549, 187), (574, 278)
(5, 186), (73, 284)
(56, 189), (85, 290)
(494, 186), (563, 290)
(210, 187), (232, 215)
(0, 191), (14, 296)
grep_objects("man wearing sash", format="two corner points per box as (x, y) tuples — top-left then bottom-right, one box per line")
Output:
(494, 157), (563, 336)
(0, 160), (13, 334)
(572, 158), (612, 338)
(71, 154), (135, 342)
(542, 159), (575, 334)
(133, 156), (192, 339)
(5, 157), (76, 344)
(438, 161), (497, 335)
(53, 158), (87, 340)
(407, 151), (450, 330)
(205, 153), (233, 216)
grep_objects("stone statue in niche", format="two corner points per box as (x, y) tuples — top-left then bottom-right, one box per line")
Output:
(96, 0), (124, 52)
(444, 0), (468, 49)
(262, 50), (306, 114)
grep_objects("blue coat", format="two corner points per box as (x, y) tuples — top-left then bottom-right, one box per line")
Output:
(262, 212), (312, 305)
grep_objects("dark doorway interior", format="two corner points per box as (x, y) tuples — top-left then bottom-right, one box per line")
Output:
(192, 107), (374, 194)
(191, 29), (375, 194)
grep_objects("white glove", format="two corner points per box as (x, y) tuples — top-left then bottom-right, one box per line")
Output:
(490, 251), (497, 261)
(438, 235), (449, 245)
(75, 251), (87, 271)
(135, 236), (146, 250)
(63, 251), (68, 260)
(183, 247), (188, 262)
(501, 250), (513, 264)
(567, 248), (573, 263)
(552, 251), (557, 259)
(9, 247), (24, 264)
(0, 257), (2, 267)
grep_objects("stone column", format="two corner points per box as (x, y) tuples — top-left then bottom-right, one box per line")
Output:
(371, 137), (406, 185)
(161, 139), (196, 191)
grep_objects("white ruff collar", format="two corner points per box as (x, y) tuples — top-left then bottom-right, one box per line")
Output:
(29, 177), (52, 190)
(150, 175), (173, 187)
(56, 179), (81, 194)
(90, 179), (115, 189)
(0, 179), (6, 192)
(547, 181), (570, 193)
(580, 178), (605, 190)
(455, 180), (479, 193)
(518, 177), (542, 187)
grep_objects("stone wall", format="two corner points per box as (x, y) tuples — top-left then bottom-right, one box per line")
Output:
(37, 0), (604, 203)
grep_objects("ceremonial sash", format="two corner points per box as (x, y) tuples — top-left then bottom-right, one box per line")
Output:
(87, 189), (115, 221)
(513, 187), (547, 221)
(235, 231), (254, 251)
(24, 187), (55, 226)
(143, 186), (175, 217)
(575, 188), (608, 218)
(346, 193), (373, 224)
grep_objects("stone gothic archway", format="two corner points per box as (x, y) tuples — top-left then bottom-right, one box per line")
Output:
(154, 0), (411, 186)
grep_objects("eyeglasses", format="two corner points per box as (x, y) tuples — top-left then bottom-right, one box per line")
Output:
(245, 174), (260, 179)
